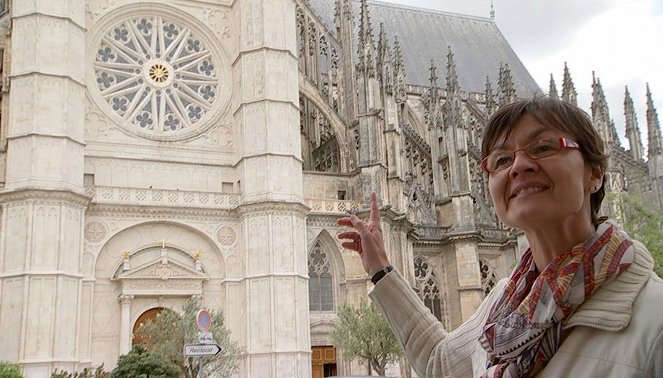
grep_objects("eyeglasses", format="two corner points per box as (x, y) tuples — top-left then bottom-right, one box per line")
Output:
(481, 137), (580, 173)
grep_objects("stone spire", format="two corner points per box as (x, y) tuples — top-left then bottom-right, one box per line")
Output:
(445, 46), (460, 97)
(392, 36), (407, 104)
(485, 76), (496, 116)
(591, 72), (620, 148)
(443, 48), (463, 127)
(426, 59), (441, 130)
(333, 0), (352, 35)
(357, 0), (376, 77)
(377, 23), (391, 88)
(624, 86), (644, 161)
(498, 63), (516, 105)
(561, 62), (577, 105)
(335, 0), (357, 123)
(646, 83), (663, 158)
(548, 74), (559, 99)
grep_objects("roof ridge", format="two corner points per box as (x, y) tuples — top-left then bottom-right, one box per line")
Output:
(360, 0), (493, 22)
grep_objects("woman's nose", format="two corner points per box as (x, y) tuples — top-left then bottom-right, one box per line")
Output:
(509, 149), (538, 177)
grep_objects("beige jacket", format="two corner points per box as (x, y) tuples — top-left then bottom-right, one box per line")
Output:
(370, 241), (663, 377)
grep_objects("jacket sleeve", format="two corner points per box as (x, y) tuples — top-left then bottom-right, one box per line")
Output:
(369, 268), (506, 378)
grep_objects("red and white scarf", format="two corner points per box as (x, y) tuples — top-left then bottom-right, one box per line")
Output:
(478, 219), (635, 377)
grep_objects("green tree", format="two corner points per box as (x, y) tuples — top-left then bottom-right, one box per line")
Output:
(135, 299), (242, 378)
(609, 192), (663, 277)
(0, 361), (23, 378)
(50, 365), (109, 378)
(110, 345), (179, 378)
(331, 301), (402, 376)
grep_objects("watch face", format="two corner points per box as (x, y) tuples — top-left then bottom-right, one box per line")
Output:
(89, 7), (231, 141)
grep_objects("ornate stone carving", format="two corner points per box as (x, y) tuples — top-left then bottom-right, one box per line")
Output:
(216, 225), (236, 246)
(85, 221), (108, 242)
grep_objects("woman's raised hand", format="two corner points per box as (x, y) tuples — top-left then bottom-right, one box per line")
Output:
(337, 192), (391, 276)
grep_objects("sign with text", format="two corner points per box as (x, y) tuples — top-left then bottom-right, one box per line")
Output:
(183, 343), (221, 357)
(198, 331), (214, 344)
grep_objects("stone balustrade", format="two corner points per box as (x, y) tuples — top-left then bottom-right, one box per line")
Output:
(305, 198), (360, 214)
(85, 186), (241, 209)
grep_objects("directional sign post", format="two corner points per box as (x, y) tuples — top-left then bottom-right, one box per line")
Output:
(184, 343), (222, 357)
(193, 309), (214, 378)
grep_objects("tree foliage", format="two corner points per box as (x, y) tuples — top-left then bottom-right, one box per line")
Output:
(135, 299), (242, 378)
(331, 301), (402, 376)
(51, 365), (109, 378)
(110, 345), (179, 378)
(609, 192), (663, 277)
(0, 361), (23, 378)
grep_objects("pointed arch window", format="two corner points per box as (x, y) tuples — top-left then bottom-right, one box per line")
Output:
(413, 255), (446, 323)
(479, 258), (498, 296)
(308, 242), (334, 311)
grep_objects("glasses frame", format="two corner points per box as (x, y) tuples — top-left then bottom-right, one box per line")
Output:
(481, 137), (580, 173)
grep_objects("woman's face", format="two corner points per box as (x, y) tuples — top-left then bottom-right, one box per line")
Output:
(487, 114), (602, 230)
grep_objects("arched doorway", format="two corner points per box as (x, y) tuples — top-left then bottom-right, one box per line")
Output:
(132, 307), (168, 345)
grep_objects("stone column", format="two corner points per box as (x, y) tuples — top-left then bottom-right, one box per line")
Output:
(0, 1), (87, 377)
(118, 295), (134, 355)
(454, 239), (484, 321)
(231, 0), (311, 377)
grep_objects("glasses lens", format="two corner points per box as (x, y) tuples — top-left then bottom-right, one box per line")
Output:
(526, 139), (560, 159)
(487, 153), (513, 172)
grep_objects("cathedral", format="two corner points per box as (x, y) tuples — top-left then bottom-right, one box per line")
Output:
(0, 0), (661, 377)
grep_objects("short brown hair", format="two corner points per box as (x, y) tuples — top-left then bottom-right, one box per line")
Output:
(481, 97), (609, 224)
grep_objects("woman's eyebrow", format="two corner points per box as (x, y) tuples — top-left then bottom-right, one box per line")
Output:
(492, 125), (551, 151)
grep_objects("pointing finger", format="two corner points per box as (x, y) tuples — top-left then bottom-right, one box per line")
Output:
(369, 192), (380, 223)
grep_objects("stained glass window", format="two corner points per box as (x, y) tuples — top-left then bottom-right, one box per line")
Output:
(93, 15), (221, 138)
(413, 255), (446, 323)
(308, 242), (334, 311)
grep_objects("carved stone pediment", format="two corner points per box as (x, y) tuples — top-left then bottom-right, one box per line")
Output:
(115, 258), (208, 281)
(114, 258), (208, 296)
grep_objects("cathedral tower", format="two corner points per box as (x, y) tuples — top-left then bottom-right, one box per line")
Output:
(0, 1), (88, 375)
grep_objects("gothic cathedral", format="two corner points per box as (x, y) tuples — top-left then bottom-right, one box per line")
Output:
(0, 0), (660, 377)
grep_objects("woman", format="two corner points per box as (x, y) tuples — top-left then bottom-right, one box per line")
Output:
(337, 97), (663, 377)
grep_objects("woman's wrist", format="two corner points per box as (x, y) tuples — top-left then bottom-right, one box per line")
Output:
(370, 265), (394, 284)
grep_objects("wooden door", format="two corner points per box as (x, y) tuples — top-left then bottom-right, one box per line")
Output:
(312, 346), (337, 378)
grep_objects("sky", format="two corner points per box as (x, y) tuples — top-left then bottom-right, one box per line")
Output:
(388, 0), (663, 152)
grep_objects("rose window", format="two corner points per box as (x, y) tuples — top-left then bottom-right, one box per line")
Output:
(92, 15), (224, 139)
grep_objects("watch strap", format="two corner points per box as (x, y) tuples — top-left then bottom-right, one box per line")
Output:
(371, 265), (394, 285)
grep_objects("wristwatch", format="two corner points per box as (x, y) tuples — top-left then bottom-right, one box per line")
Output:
(371, 265), (394, 284)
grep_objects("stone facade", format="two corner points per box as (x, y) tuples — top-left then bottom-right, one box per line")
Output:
(0, 1), (661, 377)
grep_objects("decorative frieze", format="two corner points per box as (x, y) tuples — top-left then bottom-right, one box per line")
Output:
(306, 198), (359, 214)
(86, 185), (240, 209)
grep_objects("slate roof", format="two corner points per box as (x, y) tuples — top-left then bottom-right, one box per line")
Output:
(308, 0), (542, 96)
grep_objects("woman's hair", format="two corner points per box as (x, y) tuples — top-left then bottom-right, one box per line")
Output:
(481, 96), (609, 224)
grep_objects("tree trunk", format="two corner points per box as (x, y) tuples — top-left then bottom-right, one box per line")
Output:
(371, 360), (386, 376)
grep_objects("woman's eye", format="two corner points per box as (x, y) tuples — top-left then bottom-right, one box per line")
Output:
(494, 156), (512, 168)
(530, 143), (555, 155)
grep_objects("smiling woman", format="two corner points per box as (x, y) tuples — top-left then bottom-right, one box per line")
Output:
(337, 97), (663, 377)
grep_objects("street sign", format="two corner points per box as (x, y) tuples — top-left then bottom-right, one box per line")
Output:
(183, 343), (221, 357)
(198, 331), (214, 344)
(196, 309), (212, 332)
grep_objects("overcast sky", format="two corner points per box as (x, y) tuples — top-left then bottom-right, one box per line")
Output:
(388, 0), (663, 151)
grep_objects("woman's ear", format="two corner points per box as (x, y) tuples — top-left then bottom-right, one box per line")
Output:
(588, 165), (605, 192)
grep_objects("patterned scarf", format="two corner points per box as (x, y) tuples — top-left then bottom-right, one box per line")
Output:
(478, 220), (635, 377)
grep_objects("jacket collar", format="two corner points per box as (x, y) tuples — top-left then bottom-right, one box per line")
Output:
(564, 241), (654, 331)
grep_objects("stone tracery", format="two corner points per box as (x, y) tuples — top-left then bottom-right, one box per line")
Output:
(92, 14), (223, 139)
